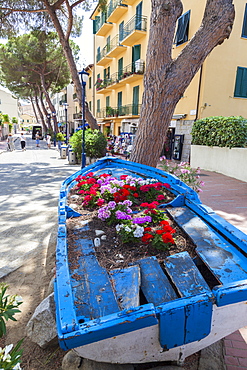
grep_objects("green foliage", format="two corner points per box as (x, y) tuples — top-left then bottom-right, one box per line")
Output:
(0, 284), (23, 369)
(70, 129), (107, 160)
(2, 114), (9, 123)
(56, 132), (65, 142)
(191, 116), (247, 148)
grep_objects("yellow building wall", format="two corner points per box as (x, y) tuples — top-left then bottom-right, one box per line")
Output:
(91, 0), (247, 133)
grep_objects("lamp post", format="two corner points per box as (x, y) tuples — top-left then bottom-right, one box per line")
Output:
(62, 103), (69, 144)
(79, 69), (89, 168)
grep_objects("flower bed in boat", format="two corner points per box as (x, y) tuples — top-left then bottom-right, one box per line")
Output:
(67, 171), (196, 271)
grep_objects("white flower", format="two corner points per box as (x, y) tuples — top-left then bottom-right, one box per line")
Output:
(2, 344), (13, 362)
(124, 226), (132, 233)
(116, 224), (122, 232)
(133, 225), (144, 238)
(13, 363), (22, 370)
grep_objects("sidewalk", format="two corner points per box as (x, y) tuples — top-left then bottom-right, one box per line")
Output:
(199, 169), (247, 370)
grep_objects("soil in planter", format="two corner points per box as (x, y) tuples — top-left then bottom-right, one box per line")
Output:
(67, 209), (197, 273)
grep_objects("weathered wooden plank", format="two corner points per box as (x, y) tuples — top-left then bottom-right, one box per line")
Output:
(158, 293), (213, 349)
(109, 266), (141, 309)
(167, 207), (247, 285)
(164, 251), (210, 297)
(136, 257), (178, 305)
(70, 238), (120, 320)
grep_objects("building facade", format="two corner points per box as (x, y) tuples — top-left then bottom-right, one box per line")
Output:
(89, 0), (247, 161)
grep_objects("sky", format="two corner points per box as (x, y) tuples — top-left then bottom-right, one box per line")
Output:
(74, 10), (94, 68)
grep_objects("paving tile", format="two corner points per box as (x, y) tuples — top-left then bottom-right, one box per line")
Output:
(239, 357), (247, 367)
(225, 347), (247, 358)
(226, 332), (245, 341)
(231, 340), (247, 350)
(225, 339), (233, 348)
(226, 366), (247, 370)
(224, 355), (239, 365)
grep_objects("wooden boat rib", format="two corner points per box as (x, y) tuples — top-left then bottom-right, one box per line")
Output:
(54, 157), (247, 364)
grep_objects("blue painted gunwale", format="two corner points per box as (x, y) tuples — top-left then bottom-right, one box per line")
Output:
(55, 156), (247, 351)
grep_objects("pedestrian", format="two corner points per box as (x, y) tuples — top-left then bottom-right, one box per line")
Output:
(20, 133), (26, 151)
(46, 134), (51, 149)
(7, 133), (15, 151)
(35, 132), (40, 147)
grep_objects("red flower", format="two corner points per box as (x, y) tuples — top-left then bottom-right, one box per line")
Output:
(133, 193), (139, 198)
(86, 172), (94, 177)
(144, 227), (152, 231)
(156, 229), (165, 235)
(142, 233), (154, 243)
(160, 220), (170, 226)
(156, 194), (165, 200)
(100, 173), (110, 178)
(163, 183), (171, 189)
(97, 198), (105, 206)
(120, 175), (128, 180)
(140, 202), (149, 207)
(162, 233), (175, 244)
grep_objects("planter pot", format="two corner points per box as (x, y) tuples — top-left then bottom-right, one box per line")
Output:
(191, 145), (247, 182)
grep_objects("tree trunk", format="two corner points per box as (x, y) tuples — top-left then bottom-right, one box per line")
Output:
(33, 96), (48, 133)
(130, 0), (235, 167)
(44, 1), (99, 130)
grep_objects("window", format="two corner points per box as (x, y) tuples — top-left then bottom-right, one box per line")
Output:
(89, 101), (92, 111)
(119, 21), (124, 42)
(118, 57), (123, 79)
(89, 77), (92, 89)
(97, 99), (101, 112)
(106, 96), (110, 107)
(175, 10), (190, 45)
(136, 2), (143, 30)
(133, 85), (139, 115)
(234, 67), (247, 98)
(104, 67), (110, 80)
(242, 4), (247, 37)
(106, 36), (111, 53)
(97, 47), (101, 62)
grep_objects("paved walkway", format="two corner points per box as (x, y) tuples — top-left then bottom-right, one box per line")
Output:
(199, 169), (247, 370)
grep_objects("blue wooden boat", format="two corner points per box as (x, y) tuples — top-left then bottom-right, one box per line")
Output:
(54, 156), (247, 364)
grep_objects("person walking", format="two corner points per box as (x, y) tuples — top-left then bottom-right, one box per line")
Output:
(20, 133), (26, 151)
(35, 132), (40, 147)
(7, 133), (15, 151)
(46, 134), (51, 149)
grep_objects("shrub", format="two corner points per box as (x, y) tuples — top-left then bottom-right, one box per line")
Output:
(56, 132), (65, 142)
(69, 129), (107, 161)
(191, 116), (247, 148)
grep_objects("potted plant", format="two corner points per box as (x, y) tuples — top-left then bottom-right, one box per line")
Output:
(56, 132), (65, 150)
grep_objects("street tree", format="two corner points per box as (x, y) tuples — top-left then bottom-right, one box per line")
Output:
(0, 0), (99, 130)
(130, 0), (235, 167)
(0, 31), (72, 133)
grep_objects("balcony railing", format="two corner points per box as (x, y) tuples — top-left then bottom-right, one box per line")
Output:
(96, 104), (141, 118)
(122, 15), (147, 39)
(96, 61), (145, 91)
(96, 34), (125, 63)
(107, 0), (128, 22)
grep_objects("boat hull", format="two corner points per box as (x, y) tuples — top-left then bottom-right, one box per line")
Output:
(55, 157), (247, 363)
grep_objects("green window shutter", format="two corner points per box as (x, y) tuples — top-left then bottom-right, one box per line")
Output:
(135, 2), (143, 30)
(93, 17), (100, 34)
(132, 44), (141, 62)
(118, 57), (123, 79)
(106, 96), (110, 107)
(117, 92), (122, 108)
(119, 21), (124, 42)
(89, 101), (92, 111)
(132, 85), (139, 115)
(242, 4), (247, 37)
(234, 67), (247, 98)
(97, 99), (101, 112)
(97, 73), (100, 80)
(104, 69), (107, 80)
(175, 10), (190, 45)
(89, 77), (92, 89)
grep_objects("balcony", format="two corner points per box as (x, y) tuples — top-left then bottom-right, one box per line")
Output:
(122, 0), (136, 4)
(96, 104), (141, 119)
(121, 15), (147, 46)
(96, 60), (145, 92)
(96, 45), (113, 66)
(107, 0), (128, 23)
(107, 34), (126, 57)
(94, 14), (113, 36)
